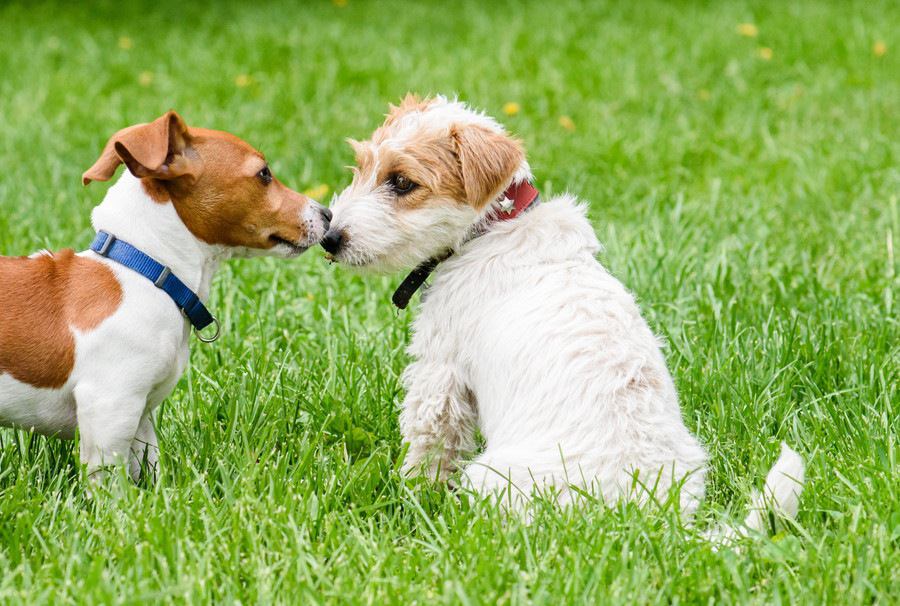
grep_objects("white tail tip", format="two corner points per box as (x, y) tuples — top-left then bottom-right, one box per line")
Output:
(743, 442), (805, 533)
(705, 442), (806, 545)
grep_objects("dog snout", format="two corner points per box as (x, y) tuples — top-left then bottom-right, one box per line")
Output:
(307, 200), (332, 231)
(321, 228), (344, 255)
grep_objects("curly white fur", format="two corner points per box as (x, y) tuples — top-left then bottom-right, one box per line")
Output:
(328, 96), (805, 533)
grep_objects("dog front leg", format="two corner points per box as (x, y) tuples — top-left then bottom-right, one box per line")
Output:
(129, 412), (159, 482)
(399, 361), (476, 482)
(74, 385), (146, 482)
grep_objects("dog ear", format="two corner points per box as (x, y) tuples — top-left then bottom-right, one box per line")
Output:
(82, 111), (193, 185)
(451, 124), (524, 208)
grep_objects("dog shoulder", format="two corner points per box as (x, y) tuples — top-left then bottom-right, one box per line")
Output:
(0, 250), (124, 389)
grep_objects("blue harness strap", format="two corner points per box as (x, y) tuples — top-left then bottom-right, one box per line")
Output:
(89, 231), (219, 341)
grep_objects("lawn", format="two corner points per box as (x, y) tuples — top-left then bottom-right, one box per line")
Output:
(0, 0), (897, 603)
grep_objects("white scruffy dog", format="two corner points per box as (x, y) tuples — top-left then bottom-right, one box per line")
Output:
(323, 95), (804, 533)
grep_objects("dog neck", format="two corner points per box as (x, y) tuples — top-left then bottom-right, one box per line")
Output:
(392, 176), (540, 309)
(90, 172), (228, 301)
(481, 179), (540, 224)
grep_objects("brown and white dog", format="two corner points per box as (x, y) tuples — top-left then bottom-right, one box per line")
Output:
(0, 111), (330, 481)
(323, 95), (804, 537)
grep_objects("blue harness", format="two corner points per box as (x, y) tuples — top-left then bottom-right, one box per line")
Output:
(89, 231), (220, 342)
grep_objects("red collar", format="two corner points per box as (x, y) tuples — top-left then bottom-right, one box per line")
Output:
(392, 181), (541, 309)
(491, 180), (541, 222)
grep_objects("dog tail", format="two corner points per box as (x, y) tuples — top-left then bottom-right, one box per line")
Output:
(705, 442), (805, 543)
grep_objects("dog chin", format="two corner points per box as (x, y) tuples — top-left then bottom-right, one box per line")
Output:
(330, 246), (424, 275)
(273, 242), (310, 258)
(236, 241), (309, 259)
(331, 251), (394, 274)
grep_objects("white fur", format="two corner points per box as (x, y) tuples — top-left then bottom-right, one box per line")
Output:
(402, 196), (713, 514)
(0, 172), (327, 481)
(328, 182), (480, 273)
(329, 97), (805, 533)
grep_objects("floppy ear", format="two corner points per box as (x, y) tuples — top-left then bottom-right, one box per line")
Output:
(82, 110), (193, 185)
(451, 124), (524, 208)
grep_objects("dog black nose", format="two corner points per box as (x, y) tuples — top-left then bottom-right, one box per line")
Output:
(321, 228), (344, 254)
(320, 207), (333, 224)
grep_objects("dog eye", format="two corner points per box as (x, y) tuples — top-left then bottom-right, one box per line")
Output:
(257, 165), (273, 185)
(389, 173), (417, 195)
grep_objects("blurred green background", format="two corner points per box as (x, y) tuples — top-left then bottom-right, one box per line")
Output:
(0, 1), (897, 604)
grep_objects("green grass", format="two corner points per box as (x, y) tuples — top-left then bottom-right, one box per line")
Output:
(0, 0), (897, 603)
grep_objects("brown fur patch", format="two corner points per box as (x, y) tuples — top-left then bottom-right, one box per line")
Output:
(82, 112), (192, 186)
(451, 124), (524, 208)
(348, 133), (468, 211)
(83, 112), (313, 250)
(382, 93), (434, 129)
(0, 251), (123, 389)
(373, 94), (437, 145)
(351, 96), (523, 211)
(140, 178), (171, 203)
(382, 138), (468, 208)
(161, 128), (312, 248)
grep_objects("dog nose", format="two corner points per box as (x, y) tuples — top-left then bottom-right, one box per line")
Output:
(320, 206), (333, 224)
(321, 228), (344, 254)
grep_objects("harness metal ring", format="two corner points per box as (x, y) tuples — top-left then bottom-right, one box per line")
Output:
(194, 317), (221, 343)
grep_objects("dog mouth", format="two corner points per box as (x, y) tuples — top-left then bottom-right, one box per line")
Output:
(324, 249), (367, 267)
(324, 248), (393, 274)
(319, 228), (395, 270)
(269, 235), (309, 256)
